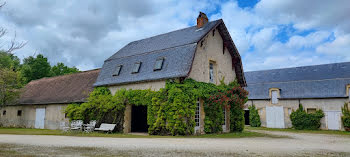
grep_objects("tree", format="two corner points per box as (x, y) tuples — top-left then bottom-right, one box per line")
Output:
(248, 104), (261, 127)
(51, 62), (79, 76)
(21, 54), (51, 83)
(0, 68), (22, 106)
(0, 51), (20, 71)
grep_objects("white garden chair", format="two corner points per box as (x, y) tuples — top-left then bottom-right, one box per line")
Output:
(70, 120), (83, 131)
(84, 120), (96, 133)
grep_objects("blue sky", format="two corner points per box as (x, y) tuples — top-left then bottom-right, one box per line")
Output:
(1, 0), (349, 71)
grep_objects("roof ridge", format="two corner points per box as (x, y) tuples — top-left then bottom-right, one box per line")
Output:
(128, 19), (222, 44)
(248, 77), (350, 85)
(245, 61), (350, 73)
(29, 68), (101, 83)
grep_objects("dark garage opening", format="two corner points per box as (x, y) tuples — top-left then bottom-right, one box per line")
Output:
(131, 105), (148, 132)
(244, 110), (250, 125)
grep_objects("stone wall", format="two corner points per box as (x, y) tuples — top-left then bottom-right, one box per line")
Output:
(245, 98), (348, 130)
(188, 27), (236, 85)
(0, 104), (69, 130)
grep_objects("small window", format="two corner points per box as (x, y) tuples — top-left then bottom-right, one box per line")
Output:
(112, 65), (122, 76)
(132, 62), (141, 73)
(271, 90), (278, 104)
(17, 110), (22, 116)
(154, 58), (164, 71)
(307, 108), (316, 114)
(209, 62), (215, 83)
(288, 108), (292, 115)
(212, 29), (215, 36)
(2, 110), (6, 115)
(348, 88), (350, 101)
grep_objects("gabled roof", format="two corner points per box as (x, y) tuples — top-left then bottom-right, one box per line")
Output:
(19, 69), (100, 105)
(245, 62), (350, 99)
(95, 19), (246, 87)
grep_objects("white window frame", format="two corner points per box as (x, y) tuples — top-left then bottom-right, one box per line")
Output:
(195, 99), (200, 132)
(271, 90), (278, 104)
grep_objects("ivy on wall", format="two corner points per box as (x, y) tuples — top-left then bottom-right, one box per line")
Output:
(65, 79), (248, 135)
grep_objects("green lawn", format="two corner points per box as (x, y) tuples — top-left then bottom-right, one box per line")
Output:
(246, 126), (350, 136)
(0, 127), (281, 138)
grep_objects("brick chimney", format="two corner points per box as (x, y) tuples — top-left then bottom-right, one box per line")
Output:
(197, 12), (208, 28)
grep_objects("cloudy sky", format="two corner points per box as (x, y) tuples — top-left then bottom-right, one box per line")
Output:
(1, 0), (349, 71)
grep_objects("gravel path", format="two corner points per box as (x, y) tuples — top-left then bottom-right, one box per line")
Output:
(0, 131), (349, 156)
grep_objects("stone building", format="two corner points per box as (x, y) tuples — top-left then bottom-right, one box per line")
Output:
(0, 13), (246, 133)
(244, 62), (350, 130)
(0, 69), (100, 129)
(94, 12), (246, 134)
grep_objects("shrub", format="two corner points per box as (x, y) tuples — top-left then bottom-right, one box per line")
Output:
(65, 87), (126, 132)
(249, 104), (261, 127)
(341, 103), (350, 129)
(290, 104), (324, 130)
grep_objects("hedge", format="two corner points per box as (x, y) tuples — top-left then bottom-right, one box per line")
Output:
(290, 104), (324, 130)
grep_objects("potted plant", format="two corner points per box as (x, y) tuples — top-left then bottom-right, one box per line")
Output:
(341, 103), (350, 131)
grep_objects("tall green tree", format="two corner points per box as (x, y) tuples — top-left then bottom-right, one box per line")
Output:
(21, 54), (51, 83)
(0, 51), (20, 71)
(51, 62), (79, 76)
(0, 68), (22, 106)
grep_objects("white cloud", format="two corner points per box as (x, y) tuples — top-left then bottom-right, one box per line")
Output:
(1, 0), (349, 71)
(316, 33), (350, 59)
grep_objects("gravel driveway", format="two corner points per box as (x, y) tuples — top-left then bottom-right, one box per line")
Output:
(0, 130), (349, 156)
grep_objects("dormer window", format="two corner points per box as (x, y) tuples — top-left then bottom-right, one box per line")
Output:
(154, 58), (164, 71)
(132, 62), (141, 73)
(271, 90), (279, 104)
(112, 65), (122, 76)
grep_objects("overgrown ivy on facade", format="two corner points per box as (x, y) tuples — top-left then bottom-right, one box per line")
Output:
(65, 79), (248, 135)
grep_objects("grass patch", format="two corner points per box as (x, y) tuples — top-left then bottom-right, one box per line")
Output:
(246, 126), (350, 136)
(0, 127), (281, 138)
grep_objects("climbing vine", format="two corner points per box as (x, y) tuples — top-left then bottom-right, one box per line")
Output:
(65, 79), (248, 135)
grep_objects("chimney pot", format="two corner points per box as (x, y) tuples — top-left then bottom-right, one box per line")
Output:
(197, 12), (208, 28)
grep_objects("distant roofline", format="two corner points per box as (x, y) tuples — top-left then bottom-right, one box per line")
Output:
(29, 68), (101, 84)
(245, 61), (350, 73)
(247, 77), (350, 85)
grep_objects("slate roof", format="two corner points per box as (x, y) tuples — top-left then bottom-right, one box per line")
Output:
(245, 62), (350, 99)
(19, 69), (100, 105)
(95, 19), (246, 87)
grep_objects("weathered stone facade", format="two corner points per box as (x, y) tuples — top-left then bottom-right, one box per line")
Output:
(245, 98), (348, 130)
(0, 104), (69, 129)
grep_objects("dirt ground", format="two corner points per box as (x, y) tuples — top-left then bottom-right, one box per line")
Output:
(0, 130), (349, 157)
